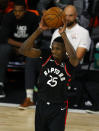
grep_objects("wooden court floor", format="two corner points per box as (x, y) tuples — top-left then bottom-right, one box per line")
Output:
(0, 105), (99, 131)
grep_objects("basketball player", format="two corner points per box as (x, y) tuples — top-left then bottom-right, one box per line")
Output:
(19, 15), (79, 131)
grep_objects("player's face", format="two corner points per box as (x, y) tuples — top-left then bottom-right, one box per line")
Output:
(51, 42), (65, 62)
(64, 8), (77, 27)
(13, 5), (25, 19)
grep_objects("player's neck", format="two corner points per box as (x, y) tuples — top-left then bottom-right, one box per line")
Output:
(55, 59), (61, 65)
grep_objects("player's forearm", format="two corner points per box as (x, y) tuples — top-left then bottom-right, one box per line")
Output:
(8, 38), (22, 47)
(19, 27), (42, 55)
(61, 32), (79, 66)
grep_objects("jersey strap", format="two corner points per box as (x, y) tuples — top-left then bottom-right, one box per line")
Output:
(64, 64), (71, 77)
(42, 55), (52, 67)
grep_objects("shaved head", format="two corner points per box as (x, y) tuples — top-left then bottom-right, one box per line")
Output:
(64, 5), (77, 28)
(64, 5), (77, 16)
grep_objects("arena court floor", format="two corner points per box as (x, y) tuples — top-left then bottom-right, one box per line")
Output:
(0, 103), (99, 131)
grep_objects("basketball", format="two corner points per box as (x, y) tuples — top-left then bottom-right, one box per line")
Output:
(43, 7), (64, 28)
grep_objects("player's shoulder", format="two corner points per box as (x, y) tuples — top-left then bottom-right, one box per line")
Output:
(76, 24), (89, 34)
(53, 28), (59, 33)
(52, 28), (60, 37)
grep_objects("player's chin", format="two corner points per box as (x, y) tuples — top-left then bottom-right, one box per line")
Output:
(53, 55), (60, 60)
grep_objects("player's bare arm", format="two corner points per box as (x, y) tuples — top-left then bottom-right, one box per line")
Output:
(59, 19), (79, 67)
(19, 27), (43, 58)
(8, 38), (23, 47)
(61, 32), (79, 66)
(76, 47), (87, 61)
(19, 16), (50, 58)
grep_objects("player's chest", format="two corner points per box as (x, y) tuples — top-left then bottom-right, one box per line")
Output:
(40, 62), (67, 87)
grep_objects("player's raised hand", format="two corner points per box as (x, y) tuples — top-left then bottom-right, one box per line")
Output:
(39, 11), (51, 30)
(59, 12), (67, 34)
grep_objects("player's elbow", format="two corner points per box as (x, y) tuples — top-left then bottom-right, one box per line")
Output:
(73, 60), (80, 67)
(70, 58), (80, 67)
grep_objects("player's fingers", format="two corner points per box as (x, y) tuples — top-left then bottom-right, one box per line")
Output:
(59, 27), (64, 34)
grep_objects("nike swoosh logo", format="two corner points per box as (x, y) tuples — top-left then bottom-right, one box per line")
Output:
(61, 108), (66, 111)
(50, 59), (54, 61)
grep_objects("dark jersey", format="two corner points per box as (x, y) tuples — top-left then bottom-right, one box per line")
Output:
(37, 49), (74, 103)
(1, 10), (39, 42)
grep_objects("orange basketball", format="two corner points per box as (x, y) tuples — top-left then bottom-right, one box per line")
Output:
(43, 7), (64, 28)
